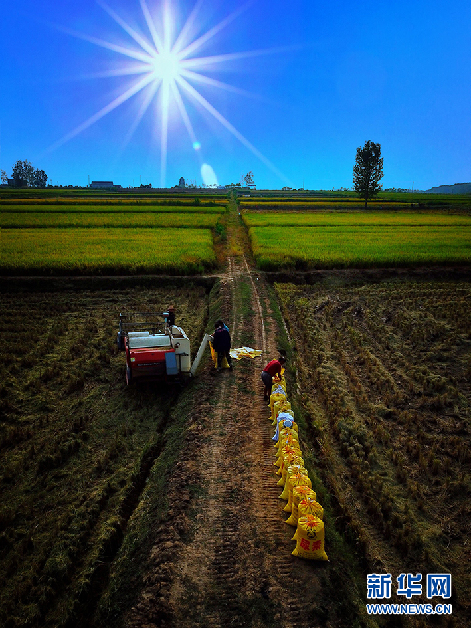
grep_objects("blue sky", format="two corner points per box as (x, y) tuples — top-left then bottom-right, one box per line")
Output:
(1, 0), (470, 190)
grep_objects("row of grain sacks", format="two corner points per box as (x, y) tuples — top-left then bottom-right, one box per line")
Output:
(270, 376), (328, 561)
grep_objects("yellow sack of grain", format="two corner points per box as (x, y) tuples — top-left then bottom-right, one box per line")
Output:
(292, 515), (328, 561)
(276, 445), (302, 477)
(283, 473), (312, 512)
(273, 410), (295, 437)
(275, 442), (301, 465)
(275, 406), (294, 421)
(273, 417), (297, 445)
(277, 419), (297, 434)
(286, 487), (317, 526)
(270, 388), (287, 420)
(272, 401), (292, 425)
(275, 431), (299, 453)
(273, 375), (286, 391)
(276, 448), (302, 475)
(275, 426), (296, 444)
(277, 453), (304, 483)
(297, 497), (324, 521)
(279, 418), (298, 433)
(275, 443), (302, 469)
(279, 465), (308, 499)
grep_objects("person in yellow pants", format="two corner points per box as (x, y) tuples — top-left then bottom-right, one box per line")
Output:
(212, 320), (233, 372)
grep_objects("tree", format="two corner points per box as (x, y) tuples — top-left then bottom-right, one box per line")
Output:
(0, 170), (8, 184)
(353, 140), (383, 209)
(9, 160), (48, 187)
(244, 171), (255, 187)
(33, 169), (48, 188)
(12, 159), (35, 187)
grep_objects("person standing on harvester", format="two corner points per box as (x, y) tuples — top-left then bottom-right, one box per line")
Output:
(212, 320), (233, 372)
(261, 356), (286, 401)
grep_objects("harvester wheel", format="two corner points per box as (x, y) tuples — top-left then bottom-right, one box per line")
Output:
(126, 366), (132, 385)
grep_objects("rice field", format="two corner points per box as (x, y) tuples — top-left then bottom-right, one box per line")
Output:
(249, 225), (471, 270)
(1, 203), (224, 213)
(1, 228), (217, 275)
(241, 200), (413, 210)
(1, 212), (221, 229)
(243, 211), (471, 227)
(239, 192), (471, 210)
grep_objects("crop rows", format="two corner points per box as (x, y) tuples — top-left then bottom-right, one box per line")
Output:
(0, 286), (209, 627)
(276, 280), (471, 605)
(240, 200), (413, 210)
(1, 228), (217, 275)
(249, 225), (471, 270)
(1, 212), (222, 229)
(1, 197), (227, 207)
(243, 211), (471, 227)
(1, 203), (223, 213)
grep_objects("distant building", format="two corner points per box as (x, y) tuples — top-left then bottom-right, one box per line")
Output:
(426, 182), (471, 194)
(90, 180), (120, 189)
(178, 177), (186, 188)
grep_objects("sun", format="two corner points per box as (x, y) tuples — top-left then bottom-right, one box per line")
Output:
(48, 0), (291, 187)
(152, 50), (181, 83)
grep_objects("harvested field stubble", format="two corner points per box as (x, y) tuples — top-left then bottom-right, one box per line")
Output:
(276, 279), (471, 624)
(0, 285), (209, 628)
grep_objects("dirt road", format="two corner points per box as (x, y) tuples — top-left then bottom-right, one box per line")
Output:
(122, 208), (333, 628)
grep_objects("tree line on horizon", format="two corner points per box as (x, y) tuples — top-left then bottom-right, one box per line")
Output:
(1, 143), (384, 204)
(1, 160), (48, 188)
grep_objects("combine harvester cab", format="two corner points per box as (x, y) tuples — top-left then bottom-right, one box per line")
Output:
(117, 312), (210, 385)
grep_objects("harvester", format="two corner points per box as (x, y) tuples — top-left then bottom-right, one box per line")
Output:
(117, 311), (211, 385)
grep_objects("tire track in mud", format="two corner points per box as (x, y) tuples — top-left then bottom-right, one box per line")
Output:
(125, 228), (325, 627)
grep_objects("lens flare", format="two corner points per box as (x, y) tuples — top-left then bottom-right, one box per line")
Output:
(201, 163), (218, 187)
(47, 0), (293, 187)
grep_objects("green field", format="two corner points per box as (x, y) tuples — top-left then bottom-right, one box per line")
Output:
(243, 211), (471, 227)
(1, 212), (222, 229)
(1, 203), (224, 213)
(239, 191), (471, 209)
(1, 229), (217, 275)
(2, 189), (470, 275)
(249, 225), (471, 270)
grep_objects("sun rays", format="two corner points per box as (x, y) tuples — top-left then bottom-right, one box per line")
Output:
(48, 0), (291, 187)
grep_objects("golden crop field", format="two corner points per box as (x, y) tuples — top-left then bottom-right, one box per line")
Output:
(248, 224), (471, 270)
(0, 212), (221, 229)
(243, 211), (471, 227)
(1, 203), (224, 213)
(1, 228), (217, 275)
